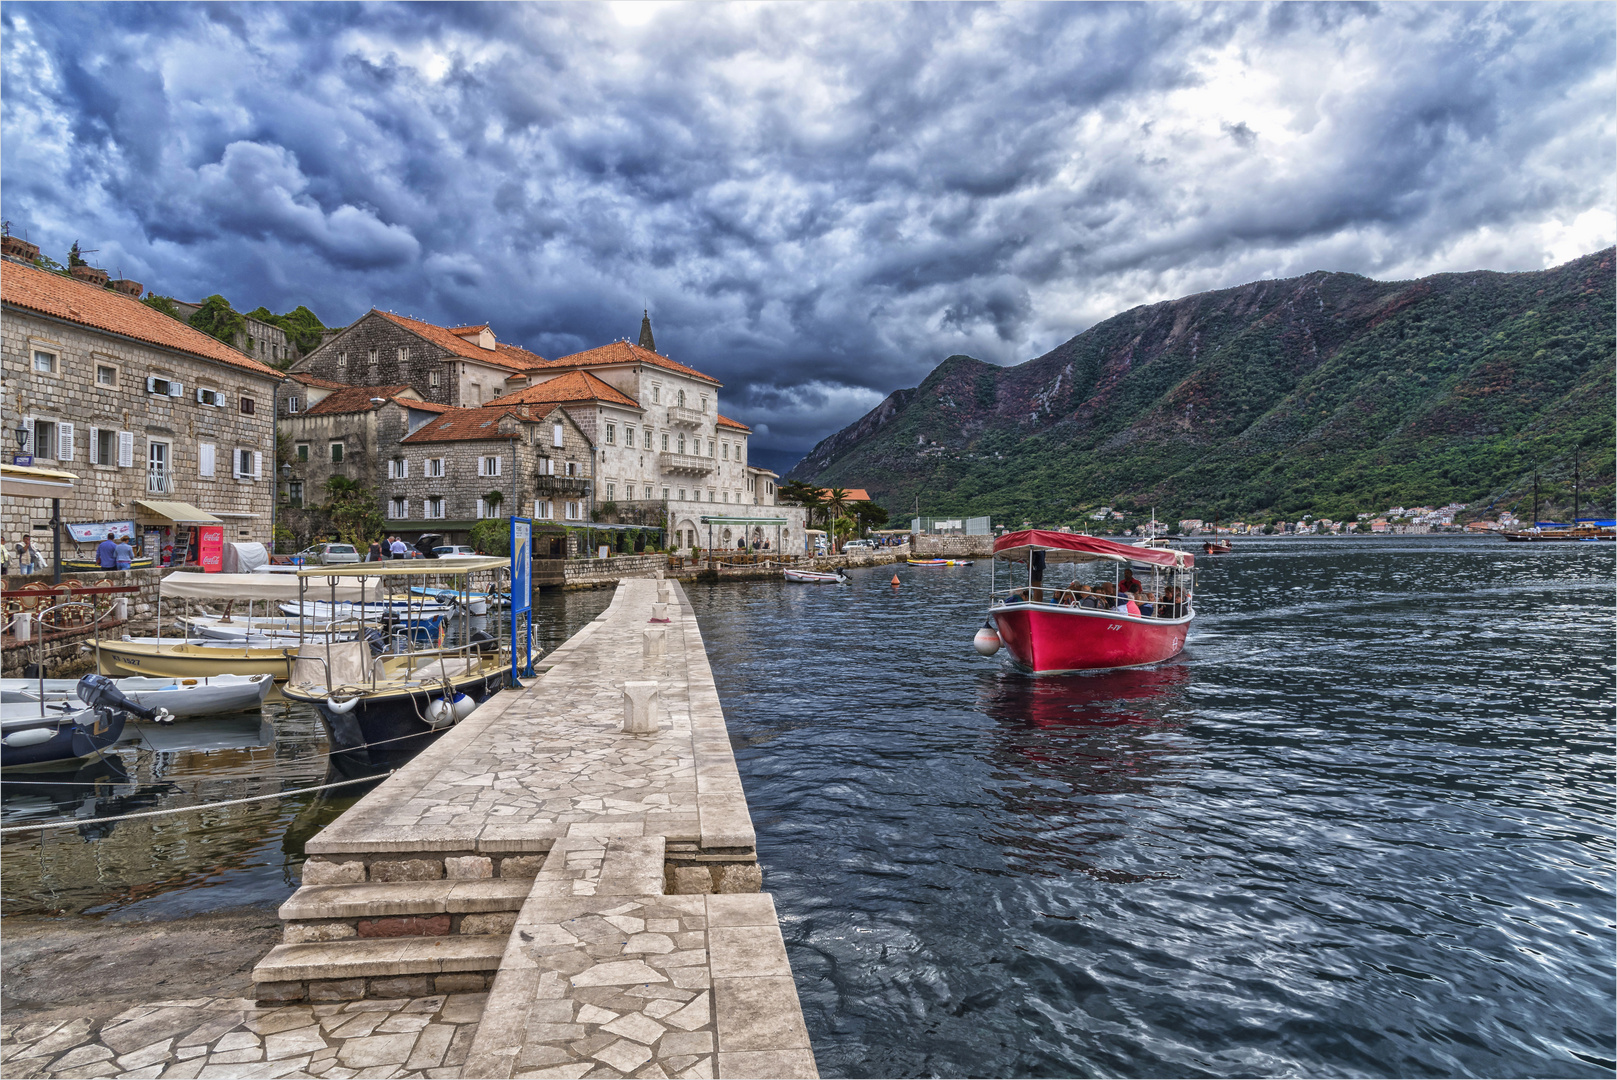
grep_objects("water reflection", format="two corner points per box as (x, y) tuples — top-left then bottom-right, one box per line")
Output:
(977, 666), (1191, 882)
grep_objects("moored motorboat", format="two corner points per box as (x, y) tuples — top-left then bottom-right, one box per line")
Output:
(0, 673), (273, 718)
(981, 530), (1195, 674)
(2, 676), (165, 769)
(784, 568), (848, 583)
(1203, 540), (1233, 554)
(906, 558), (975, 566)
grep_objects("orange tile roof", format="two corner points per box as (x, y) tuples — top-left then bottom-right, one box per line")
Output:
(374, 311), (546, 371)
(819, 487), (872, 502)
(304, 385), (417, 416)
(533, 341), (719, 385)
(286, 372), (352, 390)
(500, 370), (640, 409)
(448, 324), (489, 335)
(400, 402), (562, 444)
(402, 399), (454, 414)
(716, 414), (750, 432)
(2, 259), (280, 378)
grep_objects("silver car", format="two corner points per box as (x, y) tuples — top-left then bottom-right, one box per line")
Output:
(294, 542), (362, 565)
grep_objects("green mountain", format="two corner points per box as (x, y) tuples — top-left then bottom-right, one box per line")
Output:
(788, 250), (1615, 525)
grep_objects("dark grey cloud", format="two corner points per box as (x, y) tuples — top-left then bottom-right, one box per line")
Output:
(3, 1), (1611, 461)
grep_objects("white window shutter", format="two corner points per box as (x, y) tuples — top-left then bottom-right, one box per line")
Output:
(88, 427), (100, 466)
(146, 377), (158, 393)
(553, 423), (564, 447)
(196, 388), (206, 404)
(169, 381), (184, 397)
(253, 451), (262, 479)
(117, 431), (134, 468)
(492, 457), (500, 477)
(199, 443), (215, 477)
(400, 459), (408, 478)
(57, 423), (74, 462)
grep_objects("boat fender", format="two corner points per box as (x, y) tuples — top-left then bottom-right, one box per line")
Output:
(973, 624), (1002, 656)
(425, 693), (475, 728)
(3, 727), (55, 748)
(327, 695), (360, 715)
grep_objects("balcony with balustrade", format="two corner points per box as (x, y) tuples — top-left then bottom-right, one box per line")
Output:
(659, 452), (714, 475)
(666, 405), (705, 428)
(534, 473), (592, 496)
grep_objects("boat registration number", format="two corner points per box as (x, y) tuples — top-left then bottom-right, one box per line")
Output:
(1107, 624), (1123, 631)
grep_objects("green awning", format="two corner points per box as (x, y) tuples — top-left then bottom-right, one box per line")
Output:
(698, 516), (790, 526)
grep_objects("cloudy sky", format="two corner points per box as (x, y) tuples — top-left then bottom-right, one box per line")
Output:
(3, 2), (1612, 468)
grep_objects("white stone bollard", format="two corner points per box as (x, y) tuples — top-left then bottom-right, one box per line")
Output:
(643, 627), (667, 665)
(113, 597), (128, 621)
(650, 602), (670, 623)
(622, 681), (661, 734)
(657, 580), (674, 603)
(14, 612), (31, 643)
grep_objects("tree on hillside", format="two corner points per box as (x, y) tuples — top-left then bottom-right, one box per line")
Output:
(189, 295), (246, 345)
(142, 293), (185, 321)
(248, 304), (329, 360)
(850, 500), (888, 533)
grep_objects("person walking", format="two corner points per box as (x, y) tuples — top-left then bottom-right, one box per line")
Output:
(97, 532), (119, 569)
(368, 539), (383, 562)
(114, 536), (135, 571)
(15, 535), (37, 575)
(390, 535), (409, 558)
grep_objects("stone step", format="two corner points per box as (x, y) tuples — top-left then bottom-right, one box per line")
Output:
(252, 935), (507, 1004)
(280, 877), (531, 922)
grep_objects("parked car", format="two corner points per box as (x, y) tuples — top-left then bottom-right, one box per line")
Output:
(843, 539), (874, 551)
(434, 545), (478, 556)
(293, 542), (361, 565)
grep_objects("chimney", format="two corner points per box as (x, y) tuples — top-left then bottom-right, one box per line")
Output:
(110, 279), (144, 297)
(69, 265), (110, 287)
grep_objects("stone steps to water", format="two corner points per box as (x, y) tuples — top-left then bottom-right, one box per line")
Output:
(278, 878), (532, 943)
(252, 934), (507, 1002)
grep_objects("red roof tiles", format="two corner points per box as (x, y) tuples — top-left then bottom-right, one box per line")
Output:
(500, 370), (641, 409)
(374, 311), (546, 371)
(400, 402), (561, 444)
(716, 414), (750, 432)
(286, 372), (353, 390)
(2, 260), (281, 379)
(303, 385), (417, 416)
(532, 341), (719, 386)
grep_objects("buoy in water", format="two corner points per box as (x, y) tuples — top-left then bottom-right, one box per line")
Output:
(973, 625), (1001, 656)
(890, 574), (901, 586)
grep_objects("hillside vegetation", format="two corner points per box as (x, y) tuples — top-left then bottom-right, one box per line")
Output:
(789, 250), (1615, 524)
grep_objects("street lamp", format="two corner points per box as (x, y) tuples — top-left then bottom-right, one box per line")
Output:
(14, 425), (29, 449)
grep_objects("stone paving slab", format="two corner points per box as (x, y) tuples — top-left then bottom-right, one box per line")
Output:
(0, 994), (485, 1080)
(306, 580), (753, 862)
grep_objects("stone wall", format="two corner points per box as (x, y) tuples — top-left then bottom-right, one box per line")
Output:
(561, 553), (665, 589)
(1, 566), (165, 675)
(912, 534), (995, 557)
(294, 312), (460, 406)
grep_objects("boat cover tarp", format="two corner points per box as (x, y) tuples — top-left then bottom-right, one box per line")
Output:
(994, 529), (1194, 568)
(222, 542), (269, 574)
(161, 572), (377, 602)
(290, 641), (371, 692)
(295, 557), (508, 577)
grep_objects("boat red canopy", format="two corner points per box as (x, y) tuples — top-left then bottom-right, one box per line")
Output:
(993, 529), (1194, 568)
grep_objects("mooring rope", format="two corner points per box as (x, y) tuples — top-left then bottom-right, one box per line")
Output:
(0, 771), (394, 836)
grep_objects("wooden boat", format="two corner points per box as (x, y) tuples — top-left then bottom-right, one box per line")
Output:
(981, 530), (1195, 674)
(277, 558), (520, 766)
(1203, 540), (1233, 554)
(62, 556), (154, 571)
(784, 568), (847, 583)
(1501, 523), (1616, 542)
(0, 673), (273, 718)
(97, 638), (299, 682)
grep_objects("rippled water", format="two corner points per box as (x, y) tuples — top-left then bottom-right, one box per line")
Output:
(0, 587), (611, 919)
(689, 538), (1615, 1079)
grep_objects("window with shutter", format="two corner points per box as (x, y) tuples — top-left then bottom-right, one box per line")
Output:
(199, 444), (215, 477)
(57, 423), (74, 462)
(89, 427), (100, 466)
(253, 451), (262, 478)
(117, 431), (134, 468)
(553, 423), (564, 448)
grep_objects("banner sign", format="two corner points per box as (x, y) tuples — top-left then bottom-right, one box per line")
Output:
(68, 520), (136, 544)
(509, 517), (534, 683)
(198, 525), (225, 572)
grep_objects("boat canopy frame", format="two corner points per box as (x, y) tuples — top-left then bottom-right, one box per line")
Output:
(992, 529), (1194, 569)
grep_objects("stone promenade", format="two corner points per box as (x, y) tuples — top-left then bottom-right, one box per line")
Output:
(0, 578), (816, 1079)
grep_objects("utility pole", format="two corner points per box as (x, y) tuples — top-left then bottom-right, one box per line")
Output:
(1532, 472), (1539, 526)
(1573, 453), (1580, 524)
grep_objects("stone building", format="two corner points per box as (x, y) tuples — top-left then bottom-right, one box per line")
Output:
(288, 312), (546, 409)
(1, 258), (283, 563)
(393, 402), (595, 546)
(170, 301), (298, 366)
(274, 385), (452, 541)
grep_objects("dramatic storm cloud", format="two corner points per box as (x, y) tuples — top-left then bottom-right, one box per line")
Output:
(3, 2), (1612, 465)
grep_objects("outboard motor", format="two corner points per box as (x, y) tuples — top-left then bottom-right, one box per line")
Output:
(364, 628), (388, 656)
(75, 674), (169, 724)
(469, 629), (499, 655)
(413, 533), (442, 559)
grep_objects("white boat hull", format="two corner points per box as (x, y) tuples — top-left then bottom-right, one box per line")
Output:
(0, 674), (274, 718)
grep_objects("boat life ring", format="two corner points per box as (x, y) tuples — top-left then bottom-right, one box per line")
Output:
(326, 695), (360, 714)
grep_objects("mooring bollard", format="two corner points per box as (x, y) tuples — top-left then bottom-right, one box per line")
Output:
(14, 612), (32, 643)
(650, 602), (670, 623)
(657, 580), (674, 603)
(643, 627), (667, 667)
(622, 680), (661, 733)
(113, 597), (128, 621)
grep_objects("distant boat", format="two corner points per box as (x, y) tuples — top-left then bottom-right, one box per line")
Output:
(906, 558), (974, 566)
(784, 568), (847, 583)
(1502, 521), (1615, 542)
(1203, 540), (1233, 554)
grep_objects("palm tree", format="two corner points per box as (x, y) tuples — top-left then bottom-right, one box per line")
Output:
(824, 488), (850, 548)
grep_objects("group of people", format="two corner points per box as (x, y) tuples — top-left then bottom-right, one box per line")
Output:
(366, 536), (415, 561)
(1017, 570), (1191, 619)
(95, 532), (137, 570)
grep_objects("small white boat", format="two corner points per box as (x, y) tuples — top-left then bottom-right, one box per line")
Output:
(184, 614), (362, 644)
(0, 673), (274, 718)
(784, 568), (848, 584)
(278, 599), (453, 619)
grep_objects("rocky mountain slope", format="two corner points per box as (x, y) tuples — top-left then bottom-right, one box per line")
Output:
(789, 250), (1615, 522)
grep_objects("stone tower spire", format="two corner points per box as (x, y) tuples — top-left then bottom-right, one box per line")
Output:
(638, 309), (656, 352)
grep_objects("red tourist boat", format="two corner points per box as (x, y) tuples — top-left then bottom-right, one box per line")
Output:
(1203, 539), (1233, 554)
(976, 530), (1195, 675)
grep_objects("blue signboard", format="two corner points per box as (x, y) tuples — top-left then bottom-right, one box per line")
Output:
(509, 517), (533, 682)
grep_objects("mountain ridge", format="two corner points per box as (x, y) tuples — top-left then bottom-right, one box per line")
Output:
(788, 250), (1615, 522)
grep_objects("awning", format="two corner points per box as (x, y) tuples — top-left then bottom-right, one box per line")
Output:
(700, 516), (790, 526)
(134, 500), (223, 525)
(1, 463), (77, 498)
(994, 529), (1194, 569)
(162, 571), (376, 603)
